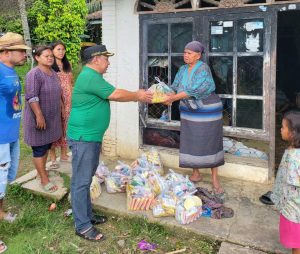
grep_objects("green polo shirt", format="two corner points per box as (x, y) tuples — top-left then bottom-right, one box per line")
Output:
(67, 66), (116, 142)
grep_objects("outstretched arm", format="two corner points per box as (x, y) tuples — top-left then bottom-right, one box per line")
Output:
(108, 89), (153, 103)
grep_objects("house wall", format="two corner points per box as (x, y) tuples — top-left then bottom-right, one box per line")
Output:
(102, 0), (140, 158)
(101, 0), (270, 184)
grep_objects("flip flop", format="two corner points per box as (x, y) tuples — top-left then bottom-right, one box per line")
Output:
(259, 191), (274, 205)
(42, 182), (58, 193)
(48, 161), (60, 169)
(75, 226), (105, 242)
(0, 240), (7, 253)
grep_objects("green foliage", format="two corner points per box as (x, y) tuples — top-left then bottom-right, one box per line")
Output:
(0, 15), (23, 34)
(15, 62), (32, 93)
(30, 0), (87, 66)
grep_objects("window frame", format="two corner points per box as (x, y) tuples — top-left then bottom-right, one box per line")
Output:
(140, 10), (272, 142)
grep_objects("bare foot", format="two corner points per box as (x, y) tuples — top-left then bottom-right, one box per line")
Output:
(189, 175), (203, 182)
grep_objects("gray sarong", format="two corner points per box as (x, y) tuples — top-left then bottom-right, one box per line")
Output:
(179, 93), (224, 169)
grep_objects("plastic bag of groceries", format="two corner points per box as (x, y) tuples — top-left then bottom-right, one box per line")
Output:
(152, 192), (178, 217)
(95, 161), (110, 184)
(145, 147), (164, 175)
(127, 185), (155, 211)
(90, 175), (102, 200)
(148, 77), (173, 103)
(105, 172), (129, 193)
(175, 195), (202, 224)
(148, 173), (168, 196)
(115, 160), (132, 177)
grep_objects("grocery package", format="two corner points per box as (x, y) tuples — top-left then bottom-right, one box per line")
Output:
(127, 185), (155, 211)
(145, 147), (164, 175)
(152, 192), (178, 217)
(115, 161), (132, 177)
(95, 161), (110, 184)
(105, 172), (129, 193)
(148, 77), (173, 103)
(148, 173), (168, 195)
(175, 195), (202, 225)
(90, 175), (102, 200)
(127, 174), (155, 211)
(165, 169), (196, 198)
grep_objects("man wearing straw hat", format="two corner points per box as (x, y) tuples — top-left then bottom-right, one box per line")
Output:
(0, 32), (31, 225)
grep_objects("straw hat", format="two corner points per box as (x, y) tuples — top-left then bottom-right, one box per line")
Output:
(0, 32), (31, 50)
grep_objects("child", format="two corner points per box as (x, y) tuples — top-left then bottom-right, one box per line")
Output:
(271, 111), (300, 254)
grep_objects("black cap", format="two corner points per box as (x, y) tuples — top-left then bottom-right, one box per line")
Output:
(83, 44), (114, 61)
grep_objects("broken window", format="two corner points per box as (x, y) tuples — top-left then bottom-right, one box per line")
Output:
(208, 18), (266, 131)
(146, 21), (193, 121)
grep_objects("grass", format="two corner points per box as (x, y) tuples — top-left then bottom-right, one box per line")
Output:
(1, 63), (220, 254)
(1, 184), (220, 254)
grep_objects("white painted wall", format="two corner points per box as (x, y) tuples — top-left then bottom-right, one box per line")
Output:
(102, 0), (140, 159)
(101, 0), (270, 183)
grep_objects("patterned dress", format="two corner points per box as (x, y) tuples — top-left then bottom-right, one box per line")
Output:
(23, 67), (62, 146)
(271, 148), (300, 223)
(171, 60), (224, 169)
(52, 67), (73, 148)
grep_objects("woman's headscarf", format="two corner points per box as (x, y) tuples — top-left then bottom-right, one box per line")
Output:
(185, 41), (205, 53)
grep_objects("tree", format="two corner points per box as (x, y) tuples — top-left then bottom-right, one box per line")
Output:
(18, 0), (32, 59)
(31, 0), (87, 65)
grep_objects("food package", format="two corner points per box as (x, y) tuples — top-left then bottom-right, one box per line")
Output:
(148, 77), (173, 103)
(175, 195), (202, 225)
(95, 161), (110, 184)
(115, 161), (132, 177)
(105, 172), (129, 193)
(152, 192), (177, 217)
(148, 173), (167, 195)
(127, 184), (155, 211)
(90, 175), (102, 200)
(145, 147), (164, 175)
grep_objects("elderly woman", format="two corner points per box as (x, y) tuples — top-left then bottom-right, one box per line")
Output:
(164, 41), (224, 196)
(23, 46), (62, 193)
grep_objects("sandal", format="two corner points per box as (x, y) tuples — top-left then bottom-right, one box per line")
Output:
(0, 241), (7, 254)
(259, 191), (274, 205)
(42, 182), (58, 193)
(48, 161), (59, 169)
(91, 215), (108, 225)
(75, 226), (105, 242)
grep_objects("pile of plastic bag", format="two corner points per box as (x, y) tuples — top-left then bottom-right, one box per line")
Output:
(93, 147), (232, 225)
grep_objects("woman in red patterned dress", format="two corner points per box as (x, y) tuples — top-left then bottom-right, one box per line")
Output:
(49, 41), (73, 169)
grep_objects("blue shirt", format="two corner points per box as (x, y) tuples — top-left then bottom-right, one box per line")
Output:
(0, 62), (22, 144)
(171, 60), (215, 100)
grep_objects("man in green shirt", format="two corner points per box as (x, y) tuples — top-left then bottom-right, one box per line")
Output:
(67, 45), (152, 242)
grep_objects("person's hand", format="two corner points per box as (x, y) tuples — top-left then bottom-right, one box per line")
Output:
(36, 113), (46, 130)
(136, 89), (153, 103)
(162, 92), (176, 106)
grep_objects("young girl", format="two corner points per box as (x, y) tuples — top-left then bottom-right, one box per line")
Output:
(48, 41), (73, 169)
(271, 111), (300, 254)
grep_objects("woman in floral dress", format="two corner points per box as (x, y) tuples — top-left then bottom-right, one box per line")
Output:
(49, 41), (73, 169)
